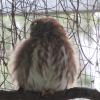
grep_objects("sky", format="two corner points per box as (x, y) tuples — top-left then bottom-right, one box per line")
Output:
(1, 0), (99, 12)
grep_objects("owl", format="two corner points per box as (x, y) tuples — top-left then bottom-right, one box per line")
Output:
(9, 17), (78, 94)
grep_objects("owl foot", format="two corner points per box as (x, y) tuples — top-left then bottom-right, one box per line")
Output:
(41, 90), (54, 96)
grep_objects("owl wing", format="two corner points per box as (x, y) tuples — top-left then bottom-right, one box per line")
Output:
(8, 38), (33, 89)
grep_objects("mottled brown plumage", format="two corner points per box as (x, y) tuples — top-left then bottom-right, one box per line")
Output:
(9, 17), (78, 92)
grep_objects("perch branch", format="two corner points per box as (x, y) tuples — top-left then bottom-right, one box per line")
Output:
(0, 87), (100, 100)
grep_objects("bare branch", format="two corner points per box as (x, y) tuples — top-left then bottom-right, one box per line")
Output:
(0, 87), (100, 100)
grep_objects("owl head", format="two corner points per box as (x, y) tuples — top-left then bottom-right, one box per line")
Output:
(30, 17), (66, 38)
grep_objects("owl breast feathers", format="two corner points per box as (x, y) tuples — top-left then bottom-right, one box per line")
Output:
(9, 17), (78, 91)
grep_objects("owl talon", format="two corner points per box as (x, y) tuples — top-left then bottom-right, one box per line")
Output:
(41, 90), (54, 96)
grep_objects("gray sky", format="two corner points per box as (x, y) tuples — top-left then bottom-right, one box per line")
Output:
(1, 0), (99, 12)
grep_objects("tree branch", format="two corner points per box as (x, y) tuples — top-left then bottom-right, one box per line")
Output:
(0, 87), (100, 100)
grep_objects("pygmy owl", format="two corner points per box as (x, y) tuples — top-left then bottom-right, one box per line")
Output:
(9, 17), (78, 93)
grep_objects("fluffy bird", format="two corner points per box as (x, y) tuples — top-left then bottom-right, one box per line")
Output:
(9, 17), (78, 94)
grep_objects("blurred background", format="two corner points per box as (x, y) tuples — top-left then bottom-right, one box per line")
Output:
(0, 0), (100, 99)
